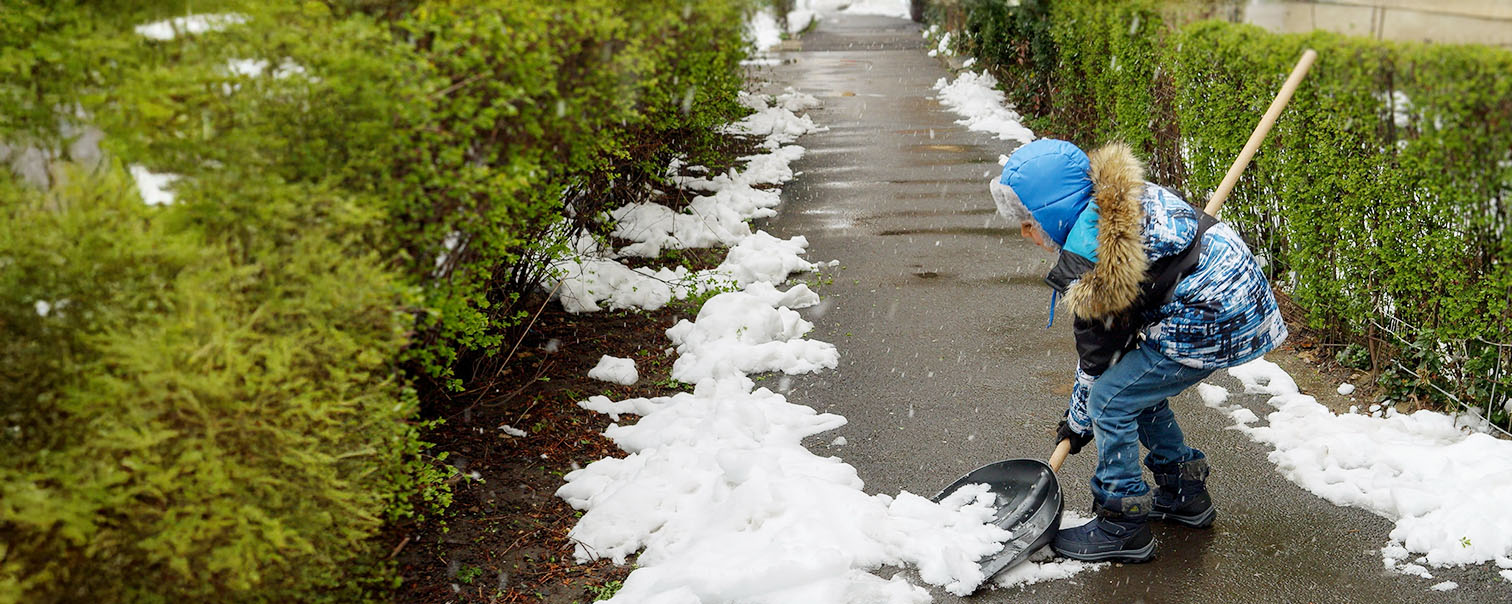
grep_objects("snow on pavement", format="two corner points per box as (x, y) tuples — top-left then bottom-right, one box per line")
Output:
(1203, 357), (1512, 586)
(932, 69), (1036, 145)
(551, 78), (1099, 600)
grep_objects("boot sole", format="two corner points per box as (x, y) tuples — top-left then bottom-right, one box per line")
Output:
(1053, 538), (1156, 563)
(1150, 505), (1216, 529)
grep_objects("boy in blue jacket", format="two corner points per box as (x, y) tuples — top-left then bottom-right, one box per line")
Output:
(990, 139), (1287, 562)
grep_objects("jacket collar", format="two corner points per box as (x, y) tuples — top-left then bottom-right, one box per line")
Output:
(1062, 143), (1148, 320)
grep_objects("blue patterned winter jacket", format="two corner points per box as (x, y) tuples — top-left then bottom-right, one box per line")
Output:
(994, 141), (1287, 434)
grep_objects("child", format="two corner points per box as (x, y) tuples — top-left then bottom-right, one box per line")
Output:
(989, 139), (1287, 562)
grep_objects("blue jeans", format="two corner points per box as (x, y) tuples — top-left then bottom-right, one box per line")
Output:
(1087, 341), (1213, 505)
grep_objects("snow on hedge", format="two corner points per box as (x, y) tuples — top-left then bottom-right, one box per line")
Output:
(1204, 357), (1512, 584)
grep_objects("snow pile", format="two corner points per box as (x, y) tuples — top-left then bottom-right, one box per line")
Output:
(588, 355), (639, 386)
(561, 379), (1009, 601)
(1205, 357), (1512, 580)
(932, 71), (1036, 145)
(665, 283), (836, 384)
(547, 89), (824, 314)
(552, 260), (718, 314)
(135, 13), (247, 41)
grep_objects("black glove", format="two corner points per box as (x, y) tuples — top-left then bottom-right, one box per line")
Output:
(1056, 418), (1093, 455)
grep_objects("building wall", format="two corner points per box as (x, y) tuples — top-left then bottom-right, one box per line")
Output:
(1243, 0), (1512, 47)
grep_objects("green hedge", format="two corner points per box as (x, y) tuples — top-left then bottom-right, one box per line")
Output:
(1, 0), (754, 601)
(936, 0), (1512, 419)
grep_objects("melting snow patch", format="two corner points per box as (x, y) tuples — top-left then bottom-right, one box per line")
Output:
(588, 355), (639, 386)
(1211, 357), (1512, 583)
(499, 425), (528, 438)
(932, 71), (1035, 145)
(1429, 581), (1457, 591)
(1337, 382), (1356, 396)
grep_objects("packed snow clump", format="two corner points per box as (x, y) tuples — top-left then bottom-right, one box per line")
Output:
(588, 355), (638, 386)
(1204, 357), (1512, 583)
(932, 71), (1035, 145)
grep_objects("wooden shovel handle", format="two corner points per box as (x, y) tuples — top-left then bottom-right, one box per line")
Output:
(1049, 438), (1073, 473)
(1203, 49), (1317, 217)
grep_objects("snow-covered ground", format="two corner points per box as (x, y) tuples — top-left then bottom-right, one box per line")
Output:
(550, 35), (1102, 600)
(1201, 358), (1512, 589)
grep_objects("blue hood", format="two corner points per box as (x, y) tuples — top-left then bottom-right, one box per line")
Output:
(997, 139), (1093, 246)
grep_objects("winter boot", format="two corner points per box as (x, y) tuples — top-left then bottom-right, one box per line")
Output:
(1051, 494), (1155, 563)
(1148, 457), (1216, 528)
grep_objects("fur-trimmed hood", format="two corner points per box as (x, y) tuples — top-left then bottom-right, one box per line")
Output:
(1063, 143), (1148, 320)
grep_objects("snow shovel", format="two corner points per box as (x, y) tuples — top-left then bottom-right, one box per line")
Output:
(931, 440), (1074, 585)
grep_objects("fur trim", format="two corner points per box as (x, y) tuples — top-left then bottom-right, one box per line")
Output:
(1064, 143), (1148, 319)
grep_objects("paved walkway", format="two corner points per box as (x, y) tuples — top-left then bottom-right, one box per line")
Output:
(756, 14), (1493, 602)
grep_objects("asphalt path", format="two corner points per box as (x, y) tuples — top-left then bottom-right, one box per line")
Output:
(753, 13), (1497, 603)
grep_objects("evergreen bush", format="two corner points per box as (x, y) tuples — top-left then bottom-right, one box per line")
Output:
(1, 0), (757, 600)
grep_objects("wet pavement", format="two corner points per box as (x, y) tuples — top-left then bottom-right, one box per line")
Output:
(754, 13), (1498, 603)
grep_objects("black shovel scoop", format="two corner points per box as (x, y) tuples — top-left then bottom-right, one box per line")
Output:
(930, 440), (1073, 586)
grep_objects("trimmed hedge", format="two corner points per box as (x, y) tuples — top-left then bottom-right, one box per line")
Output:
(1, 0), (754, 601)
(936, 0), (1512, 419)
